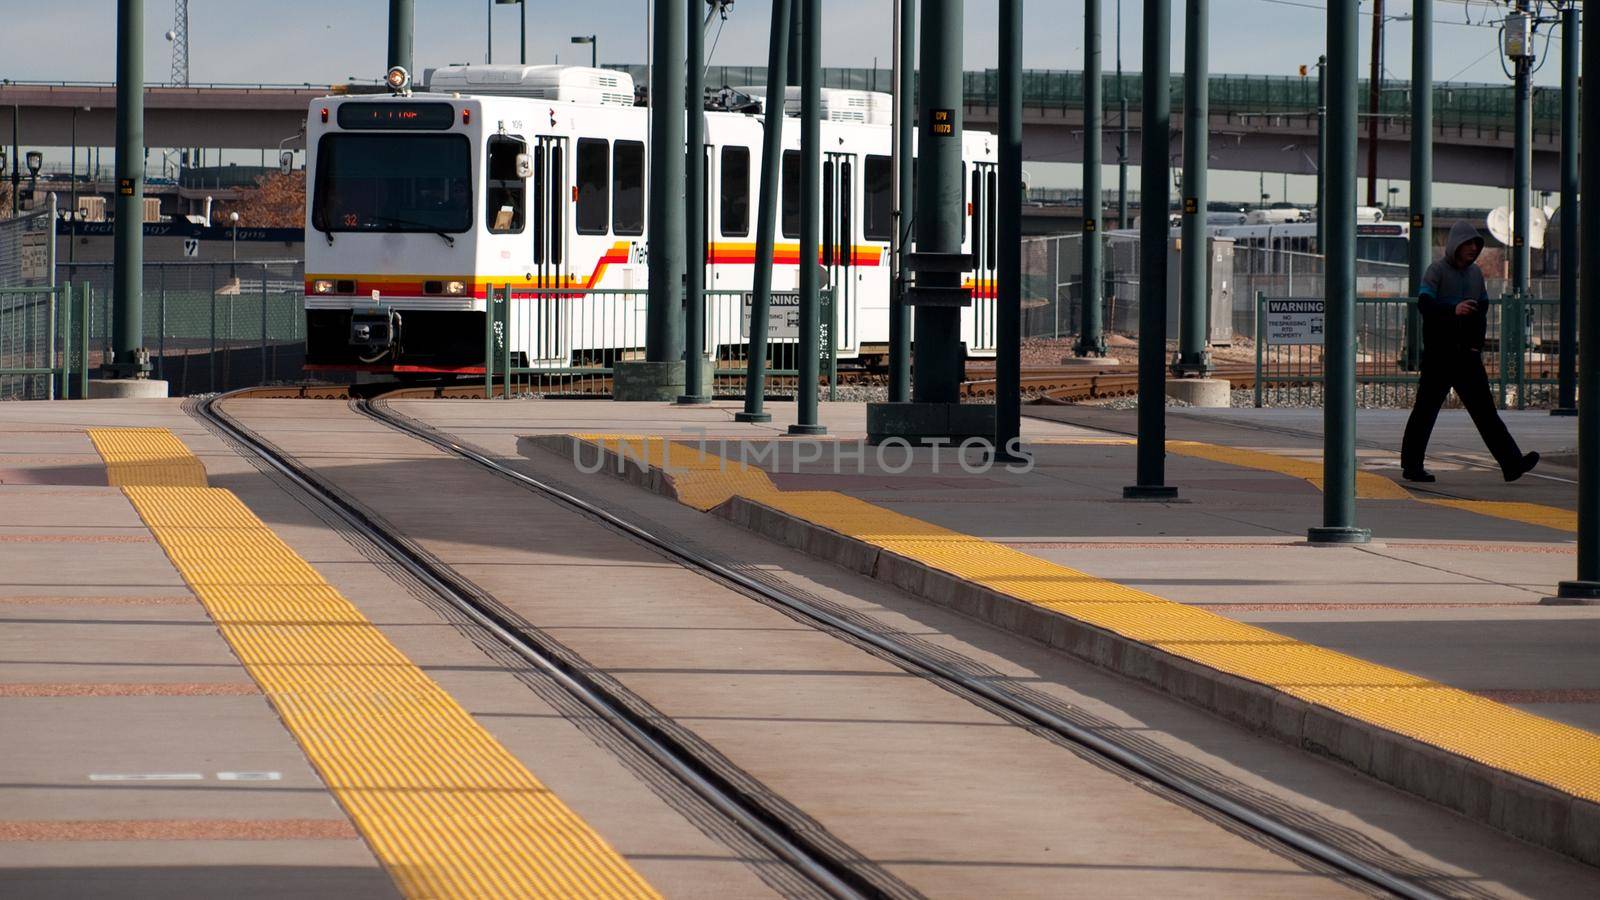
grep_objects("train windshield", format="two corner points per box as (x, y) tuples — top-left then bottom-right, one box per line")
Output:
(312, 133), (473, 234)
(1356, 236), (1409, 265)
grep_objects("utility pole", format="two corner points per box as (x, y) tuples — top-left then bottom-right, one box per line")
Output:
(387, 0), (413, 74)
(1175, 0), (1211, 378)
(1309, 0), (1369, 544)
(108, 0), (151, 384)
(680, 0), (709, 404)
(1554, 1), (1578, 415)
(1366, 0), (1383, 208)
(995, 0), (1023, 453)
(909, 0), (965, 407)
(1124, 0), (1176, 500)
(1551, 0), (1599, 603)
(1509, 1), (1533, 301)
(1076, 0), (1106, 358)
(1316, 54), (1326, 251)
(888, 0), (914, 402)
(790, 0), (826, 434)
(735, 0), (792, 423)
(1403, 1), (1429, 372)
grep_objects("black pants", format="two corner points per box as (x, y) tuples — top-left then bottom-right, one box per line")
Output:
(1401, 348), (1523, 473)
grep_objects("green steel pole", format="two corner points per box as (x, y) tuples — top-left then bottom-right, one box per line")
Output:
(1124, 0), (1175, 498)
(110, 0), (147, 379)
(789, 0), (826, 435)
(1513, 9), (1532, 302)
(1075, 0), (1106, 358)
(1316, 55), (1326, 252)
(1116, 0), (1128, 230)
(1403, 6), (1428, 373)
(911, 0), (965, 405)
(646, 0), (686, 364)
(1175, 0), (1210, 377)
(735, 0), (791, 424)
(787, 2), (803, 88)
(995, 0), (1022, 453)
(1553, 0), (1599, 601)
(1308, 0), (1369, 544)
(680, 0), (709, 403)
(888, 0), (914, 402)
(1555, 2), (1578, 415)
(387, 0), (413, 74)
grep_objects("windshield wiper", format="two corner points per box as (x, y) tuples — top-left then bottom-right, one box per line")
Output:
(362, 214), (457, 247)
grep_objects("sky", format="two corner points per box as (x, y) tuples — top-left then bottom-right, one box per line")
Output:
(1, 0), (1570, 207)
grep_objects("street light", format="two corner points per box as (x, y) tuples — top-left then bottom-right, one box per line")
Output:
(488, 0), (525, 65)
(571, 35), (597, 69)
(25, 151), (42, 209)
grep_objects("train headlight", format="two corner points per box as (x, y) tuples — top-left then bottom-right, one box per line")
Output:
(445, 281), (467, 295)
(313, 279), (335, 294)
(386, 66), (411, 94)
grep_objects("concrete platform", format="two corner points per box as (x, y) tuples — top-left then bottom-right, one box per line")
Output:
(387, 397), (1599, 871)
(4, 397), (1598, 896)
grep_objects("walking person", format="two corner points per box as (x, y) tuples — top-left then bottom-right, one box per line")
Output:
(1400, 222), (1540, 483)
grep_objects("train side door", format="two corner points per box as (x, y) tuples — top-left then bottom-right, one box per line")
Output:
(530, 135), (569, 362)
(823, 151), (857, 354)
(969, 161), (998, 353)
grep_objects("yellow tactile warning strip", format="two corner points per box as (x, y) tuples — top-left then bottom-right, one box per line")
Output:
(87, 427), (209, 487)
(1422, 498), (1577, 533)
(577, 434), (1600, 805)
(1163, 440), (1415, 500)
(93, 429), (659, 900)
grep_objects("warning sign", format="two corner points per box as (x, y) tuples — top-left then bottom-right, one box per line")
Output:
(1264, 299), (1324, 345)
(742, 292), (801, 339)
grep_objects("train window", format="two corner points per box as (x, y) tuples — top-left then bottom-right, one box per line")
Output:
(781, 150), (801, 239)
(822, 159), (834, 266)
(549, 145), (564, 265)
(985, 170), (998, 263)
(720, 146), (750, 237)
(613, 140), (645, 236)
(485, 135), (526, 234)
(863, 155), (891, 241)
(575, 138), (609, 235)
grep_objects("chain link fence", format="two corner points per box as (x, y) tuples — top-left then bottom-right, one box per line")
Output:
(1, 200), (61, 399)
(56, 259), (307, 396)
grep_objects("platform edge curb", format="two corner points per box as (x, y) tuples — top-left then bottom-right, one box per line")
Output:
(708, 493), (1600, 868)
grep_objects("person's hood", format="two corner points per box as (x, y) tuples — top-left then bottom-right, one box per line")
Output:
(1448, 220), (1486, 266)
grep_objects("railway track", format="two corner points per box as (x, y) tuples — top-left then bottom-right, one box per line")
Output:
(200, 387), (1446, 898)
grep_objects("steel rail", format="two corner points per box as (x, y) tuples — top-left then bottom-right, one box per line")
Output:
(360, 396), (1443, 900)
(196, 392), (875, 900)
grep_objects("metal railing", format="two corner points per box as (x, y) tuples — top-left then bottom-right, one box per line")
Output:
(56, 259), (307, 396)
(0, 283), (92, 400)
(483, 286), (837, 399)
(1254, 293), (1569, 410)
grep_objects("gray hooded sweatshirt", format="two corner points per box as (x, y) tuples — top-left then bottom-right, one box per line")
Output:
(1417, 220), (1490, 352)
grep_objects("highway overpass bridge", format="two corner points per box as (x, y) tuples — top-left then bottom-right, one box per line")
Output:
(0, 67), (1565, 189)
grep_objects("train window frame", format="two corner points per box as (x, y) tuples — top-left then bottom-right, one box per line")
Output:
(485, 134), (526, 235)
(862, 155), (892, 242)
(612, 140), (645, 237)
(781, 150), (802, 240)
(575, 137), (610, 236)
(720, 146), (751, 238)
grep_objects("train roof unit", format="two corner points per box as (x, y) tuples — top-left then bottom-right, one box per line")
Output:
(424, 64), (636, 107)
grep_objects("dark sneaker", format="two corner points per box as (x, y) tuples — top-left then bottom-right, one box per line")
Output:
(1504, 451), (1540, 483)
(1402, 469), (1436, 483)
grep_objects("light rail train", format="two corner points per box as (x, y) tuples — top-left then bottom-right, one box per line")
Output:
(303, 65), (1000, 374)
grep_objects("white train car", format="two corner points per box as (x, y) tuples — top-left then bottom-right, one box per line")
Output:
(303, 65), (999, 375)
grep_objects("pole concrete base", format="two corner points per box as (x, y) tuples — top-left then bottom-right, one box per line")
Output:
(1542, 581), (1600, 606)
(87, 379), (170, 399)
(674, 356), (715, 405)
(866, 401), (996, 446)
(1165, 378), (1231, 408)
(1306, 526), (1372, 545)
(1059, 356), (1122, 366)
(613, 361), (686, 402)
